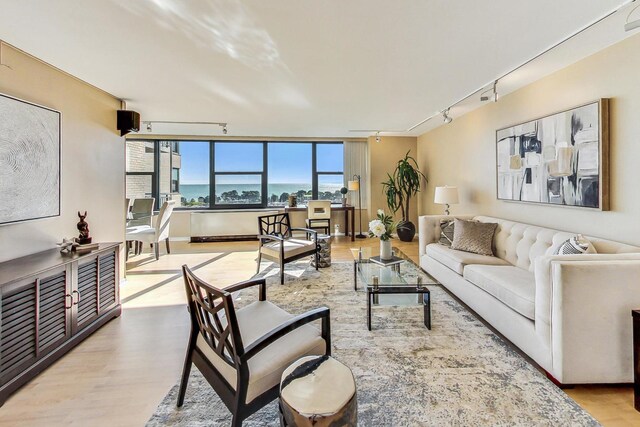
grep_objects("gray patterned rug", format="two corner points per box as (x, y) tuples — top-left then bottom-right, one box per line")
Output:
(147, 260), (599, 426)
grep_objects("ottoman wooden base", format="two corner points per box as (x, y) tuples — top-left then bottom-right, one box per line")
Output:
(279, 355), (356, 426)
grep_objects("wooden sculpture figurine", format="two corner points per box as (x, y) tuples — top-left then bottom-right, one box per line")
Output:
(77, 211), (92, 244)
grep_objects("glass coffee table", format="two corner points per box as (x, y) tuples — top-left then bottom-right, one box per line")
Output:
(351, 247), (434, 331)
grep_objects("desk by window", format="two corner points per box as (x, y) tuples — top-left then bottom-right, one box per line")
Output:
(284, 204), (355, 241)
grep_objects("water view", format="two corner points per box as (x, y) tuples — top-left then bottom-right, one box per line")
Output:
(179, 183), (344, 207)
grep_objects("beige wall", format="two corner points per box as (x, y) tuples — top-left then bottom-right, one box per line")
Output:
(368, 136), (419, 226)
(417, 33), (640, 245)
(0, 45), (124, 263)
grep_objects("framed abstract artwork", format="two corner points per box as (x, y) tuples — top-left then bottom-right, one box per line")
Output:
(0, 93), (61, 225)
(496, 99), (609, 210)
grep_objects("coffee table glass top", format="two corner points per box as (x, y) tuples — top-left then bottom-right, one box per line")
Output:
(351, 246), (436, 305)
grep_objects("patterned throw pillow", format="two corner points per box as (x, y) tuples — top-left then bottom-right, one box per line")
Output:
(451, 218), (498, 256)
(439, 219), (455, 246)
(554, 235), (597, 255)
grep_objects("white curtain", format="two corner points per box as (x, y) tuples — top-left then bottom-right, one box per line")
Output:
(344, 141), (368, 210)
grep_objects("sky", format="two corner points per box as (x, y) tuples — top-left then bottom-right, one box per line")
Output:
(179, 142), (343, 185)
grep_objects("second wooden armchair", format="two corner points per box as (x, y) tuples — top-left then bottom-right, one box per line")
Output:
(257, 213), (320, 284)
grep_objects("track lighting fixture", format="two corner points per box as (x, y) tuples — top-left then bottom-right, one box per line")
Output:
(140, 121), (228, 134)
(480, 80), (499, 102)
(375, 131), (381, 143)
(442, 109), (453, 124)
(625, 3), (640, 31)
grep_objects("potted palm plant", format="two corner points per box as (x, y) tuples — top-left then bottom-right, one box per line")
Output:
(381, 151), (426, 242)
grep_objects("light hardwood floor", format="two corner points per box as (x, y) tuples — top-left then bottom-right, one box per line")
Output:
(0, 237), (637, 426)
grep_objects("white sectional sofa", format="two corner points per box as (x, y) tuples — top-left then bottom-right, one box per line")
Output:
(419, 215), (640, 384)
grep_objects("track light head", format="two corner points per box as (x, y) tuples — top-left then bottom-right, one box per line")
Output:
(625, 4), (640, 32)
(480, 80), (499, 102)
(375, 131), (381, 143)
(442, 109), (453, 124)
(222, 124), (228, 134)
(146, 122), (152, 132)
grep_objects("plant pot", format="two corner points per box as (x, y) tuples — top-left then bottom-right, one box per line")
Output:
(380, 239), (392, 260)
(397, 221), (416, 242)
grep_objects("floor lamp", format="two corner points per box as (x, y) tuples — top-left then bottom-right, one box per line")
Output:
(348, 175), (366, 239)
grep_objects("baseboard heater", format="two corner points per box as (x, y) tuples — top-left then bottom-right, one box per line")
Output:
(190, 210), (279, 242)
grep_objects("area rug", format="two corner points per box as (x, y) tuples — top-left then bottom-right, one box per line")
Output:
(147, 260), (599, 426)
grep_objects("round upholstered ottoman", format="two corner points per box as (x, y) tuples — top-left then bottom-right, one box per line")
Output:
(311, 234), (331, 268)
(279, 355), (357, 426)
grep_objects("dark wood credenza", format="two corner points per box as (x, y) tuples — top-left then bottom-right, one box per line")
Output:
(0, 242), (122, 405)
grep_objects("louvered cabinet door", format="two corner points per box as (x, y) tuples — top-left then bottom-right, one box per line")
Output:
(0, 279), (37, 385)
(98, 250), (118, 314)
(37, 266), (72, 356)
(75, 257), (100, 331)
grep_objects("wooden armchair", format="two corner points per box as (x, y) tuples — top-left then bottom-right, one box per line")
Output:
(178, 266), (331, 426)
(257, 213), (320, 284)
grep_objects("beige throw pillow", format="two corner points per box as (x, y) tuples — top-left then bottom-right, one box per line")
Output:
(451, 218), (498, 256)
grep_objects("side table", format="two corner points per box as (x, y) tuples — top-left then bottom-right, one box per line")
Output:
(311, 234), (331, 268)
(279, 355), (357, 426)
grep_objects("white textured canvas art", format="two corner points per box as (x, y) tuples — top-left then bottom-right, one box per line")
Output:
(0, 94), (60, 225)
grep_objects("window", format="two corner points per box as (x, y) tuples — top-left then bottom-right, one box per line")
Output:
(177, 142), (210, 208)
(158, 141), (173, 204)
(125, 140), (344, 209)
(171, 168), (179, 193)
(268, 143), (312, 207)
(125, 140), (155, 199)
(214, 142), (264, 207)
(316, 143), (344, 203)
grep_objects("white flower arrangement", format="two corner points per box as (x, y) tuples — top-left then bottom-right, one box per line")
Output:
(368, 210), (398, 241)
(369, 219), (386, 238)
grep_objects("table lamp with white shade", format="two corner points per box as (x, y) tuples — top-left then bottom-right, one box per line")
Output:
(348, 176), (366, 238)
(434, 186), (459, 215)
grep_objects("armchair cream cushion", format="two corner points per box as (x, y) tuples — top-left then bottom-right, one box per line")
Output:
(260, 238), (317, 259)
(196, 300), (326, 403)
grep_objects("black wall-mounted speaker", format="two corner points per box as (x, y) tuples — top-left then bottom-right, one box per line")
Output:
(117, 110), (140, 136)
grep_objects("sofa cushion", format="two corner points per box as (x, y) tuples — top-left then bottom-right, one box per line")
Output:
(451, 218), (498, 256)
(426, 243), (509, 275)
(554, 235), (597, 255)
(439, 219), (455, 246)
(463, 265), (535, 320)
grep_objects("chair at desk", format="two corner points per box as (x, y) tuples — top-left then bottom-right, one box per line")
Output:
(305, 200), (331, 235)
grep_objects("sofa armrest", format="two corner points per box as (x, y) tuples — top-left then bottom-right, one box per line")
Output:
(534, 254), (640, 383)
(418, 214), (474, 257)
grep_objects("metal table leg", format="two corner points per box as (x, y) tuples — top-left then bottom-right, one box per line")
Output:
(353, 260), (357, 291)
(367, 290), (372, 331)
(423, 291), (431, 330)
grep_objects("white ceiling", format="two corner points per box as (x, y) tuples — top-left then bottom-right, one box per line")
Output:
(0, 0), (637, 138)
